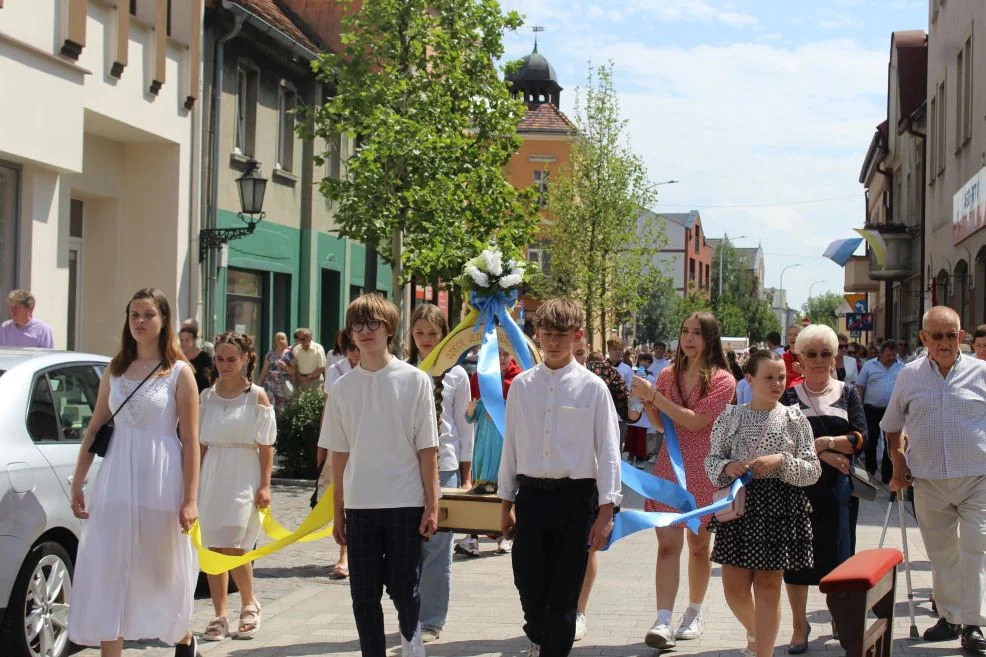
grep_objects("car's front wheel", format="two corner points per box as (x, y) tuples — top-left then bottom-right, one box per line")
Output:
(0, 541), (73, 657)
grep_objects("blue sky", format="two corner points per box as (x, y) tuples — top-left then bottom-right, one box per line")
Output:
(498, 0), (927, 310)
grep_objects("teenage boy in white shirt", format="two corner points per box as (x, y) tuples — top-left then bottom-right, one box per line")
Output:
(499, 298), (622, 657)
(321, 294), (440, 657)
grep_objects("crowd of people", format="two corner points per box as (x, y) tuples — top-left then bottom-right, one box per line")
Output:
(6, 284), (986, 657)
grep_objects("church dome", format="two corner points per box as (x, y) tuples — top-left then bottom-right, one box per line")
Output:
(507, 46), (559, 85)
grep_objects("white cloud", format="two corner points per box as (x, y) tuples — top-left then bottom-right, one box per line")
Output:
(819, 15), (864, 30)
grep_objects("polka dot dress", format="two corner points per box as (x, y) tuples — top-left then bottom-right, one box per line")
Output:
(705, 405), (821, 571)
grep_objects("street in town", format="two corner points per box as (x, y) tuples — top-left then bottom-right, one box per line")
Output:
(74, 480), (943, 657)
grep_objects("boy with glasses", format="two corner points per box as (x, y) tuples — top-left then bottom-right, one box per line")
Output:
(320, 294), (440, 657)
(499, 298), (622, 657)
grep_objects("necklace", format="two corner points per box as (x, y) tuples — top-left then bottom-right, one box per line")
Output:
(803, 379), (831, 396)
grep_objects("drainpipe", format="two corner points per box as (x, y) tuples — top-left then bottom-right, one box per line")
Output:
(203, 10), (246, 341)
(876, 156), (894, 337)
(905, 118), (927, 323)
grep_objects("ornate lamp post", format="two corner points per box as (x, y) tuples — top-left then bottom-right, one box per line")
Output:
(199, 158), (268, 262)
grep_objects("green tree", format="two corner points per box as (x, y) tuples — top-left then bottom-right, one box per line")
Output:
(710, 239), (780, 341)
(534, 62), (658, 339)
(309, 0), (540, 334)
(802, 291), (843, 330)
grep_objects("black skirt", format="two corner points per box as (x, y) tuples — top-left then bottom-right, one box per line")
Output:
(709, 478), (814, 571)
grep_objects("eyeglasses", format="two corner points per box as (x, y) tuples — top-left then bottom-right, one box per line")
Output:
(846, 349), (857, 356)
(803, 350), (834, 360)
(349, 320), (382, 333)
(925, 331), (960, 342)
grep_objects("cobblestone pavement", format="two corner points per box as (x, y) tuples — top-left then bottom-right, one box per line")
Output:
(72, 479), (945, 657)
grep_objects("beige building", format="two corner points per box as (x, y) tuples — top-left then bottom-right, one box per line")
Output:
(925, 0), (986, 330)
(0, 0), (202, 354)
(850, 29), (927, 345)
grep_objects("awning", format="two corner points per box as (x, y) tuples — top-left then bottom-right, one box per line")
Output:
(822, 237), (864, 267)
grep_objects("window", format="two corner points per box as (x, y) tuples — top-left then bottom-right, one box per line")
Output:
(0, 163), (18, 295)
(527, 242), (551, 276)
(694, 226), (701, 254)
(930, 97), (937, 176)
(326, 131), (342, 180)
(234, 63), (259, 157)
(937, 80), (946, 176)
(27, 366), (101, 443)
(276, 81), (297, 172)
(957, 47), (965, 149)
(963, 35), (973, 145)
(689, 258), (696, 287)
(225, 268), (265, 345)
(534, 170), (549, 208)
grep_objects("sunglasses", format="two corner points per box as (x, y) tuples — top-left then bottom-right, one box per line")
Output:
(838, 344), (848, 349)
(349, 320), (382, 333)
(925, 331), (960, 342)
(803, 350), (834, 360)
(846, 349), (857, 356)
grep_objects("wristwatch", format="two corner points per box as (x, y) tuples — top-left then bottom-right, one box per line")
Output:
(827, 437), (836, 451)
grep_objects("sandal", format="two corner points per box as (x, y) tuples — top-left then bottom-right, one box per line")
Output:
(742, 633), (756, 657)
(236, 600), (261, 639)
(201, 616), (229, 642)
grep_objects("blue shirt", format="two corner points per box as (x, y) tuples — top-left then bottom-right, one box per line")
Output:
(736, 378), (753, 405)
(856, 358), (903, 407)
(881, 354), (986, 480)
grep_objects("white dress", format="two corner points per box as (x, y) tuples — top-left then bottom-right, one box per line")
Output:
(69, 361), (196, 646)
(198, 384), (276, 548)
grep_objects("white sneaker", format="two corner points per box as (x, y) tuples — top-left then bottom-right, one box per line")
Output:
(645, 620), (676, 649)
(401, 625), (425, 657)
(496, 538), (513, 554)
(527, 642), (540, 657)
(675, 609), (704, 640)
(454, 536), (480, 557)
(574, 612), (587, 641)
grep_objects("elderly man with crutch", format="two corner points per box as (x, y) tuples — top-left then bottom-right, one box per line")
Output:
(881, 306), (986, 654)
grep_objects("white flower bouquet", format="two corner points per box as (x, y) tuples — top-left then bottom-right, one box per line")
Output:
(456, 247), (527, 295)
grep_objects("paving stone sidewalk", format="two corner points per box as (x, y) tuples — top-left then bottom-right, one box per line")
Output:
(73, 479), (948, 657)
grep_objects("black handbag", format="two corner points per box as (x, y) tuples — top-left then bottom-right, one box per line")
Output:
(89, 362), (161, 457)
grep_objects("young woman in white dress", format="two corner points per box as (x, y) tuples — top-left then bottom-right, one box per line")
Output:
(198, 332), (276, 641)
(68, 288), (200, 657)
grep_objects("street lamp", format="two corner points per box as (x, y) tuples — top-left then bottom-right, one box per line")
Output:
(717, 233), (748, 300)
(807, 280), (827, 321)
(644, 179), (679, 192)
(778, 264), (801, 335)
(199, 158), (268, 262)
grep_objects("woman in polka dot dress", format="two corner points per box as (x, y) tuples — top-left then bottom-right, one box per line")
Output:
(630, 312), (736, 650)
(704, 351), (821, 657)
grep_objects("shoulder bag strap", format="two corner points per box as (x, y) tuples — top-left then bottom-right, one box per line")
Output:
(108, 362), (162, 422)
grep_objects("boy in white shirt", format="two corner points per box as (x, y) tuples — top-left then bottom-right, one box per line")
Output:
(320, 294), (440, 657)
(499, 298), (622, 657)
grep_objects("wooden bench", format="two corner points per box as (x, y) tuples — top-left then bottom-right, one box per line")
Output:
(819, 548), (904, 657)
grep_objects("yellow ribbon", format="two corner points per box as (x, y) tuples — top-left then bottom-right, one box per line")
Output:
(189, 484), (336, 574)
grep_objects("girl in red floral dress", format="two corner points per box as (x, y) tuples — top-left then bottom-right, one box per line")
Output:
(630, 311), (736, 650)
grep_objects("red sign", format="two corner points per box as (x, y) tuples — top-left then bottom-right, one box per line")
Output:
(801, 316), (811, 327)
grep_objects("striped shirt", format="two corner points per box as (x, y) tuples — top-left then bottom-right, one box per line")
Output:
(880, 354), (986, 480)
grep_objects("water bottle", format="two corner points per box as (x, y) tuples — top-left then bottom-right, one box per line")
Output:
(629, 366), (647, 413)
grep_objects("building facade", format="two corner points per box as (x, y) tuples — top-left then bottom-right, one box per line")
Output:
(1, 0), (202, 355)
(652, 210), (713, 296)
(925, 1), (986, 330)
(201, 0), (389, 355)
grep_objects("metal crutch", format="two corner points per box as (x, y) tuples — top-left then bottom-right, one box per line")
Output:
(878, 489), (920, 638)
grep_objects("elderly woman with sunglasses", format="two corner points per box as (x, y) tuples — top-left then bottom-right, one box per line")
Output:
(834, 334), (858, 384)
(778, 324), (867, 654)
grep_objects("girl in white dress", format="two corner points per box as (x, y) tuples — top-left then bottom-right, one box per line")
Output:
(198, 332), (276, 641)
(68, 288), (200, 657)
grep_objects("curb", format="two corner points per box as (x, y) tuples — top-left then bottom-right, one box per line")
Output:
(271, 477), (317, 487)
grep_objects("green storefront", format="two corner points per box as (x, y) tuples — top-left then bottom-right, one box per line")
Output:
(214, 209), (392, 354)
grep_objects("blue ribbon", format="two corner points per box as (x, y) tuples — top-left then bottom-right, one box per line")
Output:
(471, 290), (534, 437)
(603, 412), (751, 548)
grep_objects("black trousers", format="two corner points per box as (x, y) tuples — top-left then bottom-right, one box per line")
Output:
(863, 404), (892, 479)
(346, 507), (423, 657)
(512, 479), (597, 657)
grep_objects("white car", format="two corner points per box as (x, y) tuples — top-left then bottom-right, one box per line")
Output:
(0, 348), (109, 657)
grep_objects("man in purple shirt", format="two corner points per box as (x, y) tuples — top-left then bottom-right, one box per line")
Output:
(1, 289), (54, 348)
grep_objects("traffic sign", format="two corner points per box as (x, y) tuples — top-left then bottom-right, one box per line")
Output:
(845, 312), (873, 332)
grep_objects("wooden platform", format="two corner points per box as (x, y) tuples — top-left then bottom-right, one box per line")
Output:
(437, 487), (502, 534)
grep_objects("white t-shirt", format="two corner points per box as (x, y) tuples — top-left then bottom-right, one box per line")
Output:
(318, 358), (439, 508)
(434, 365), (473, 472)
(323, 357), (355, 393)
